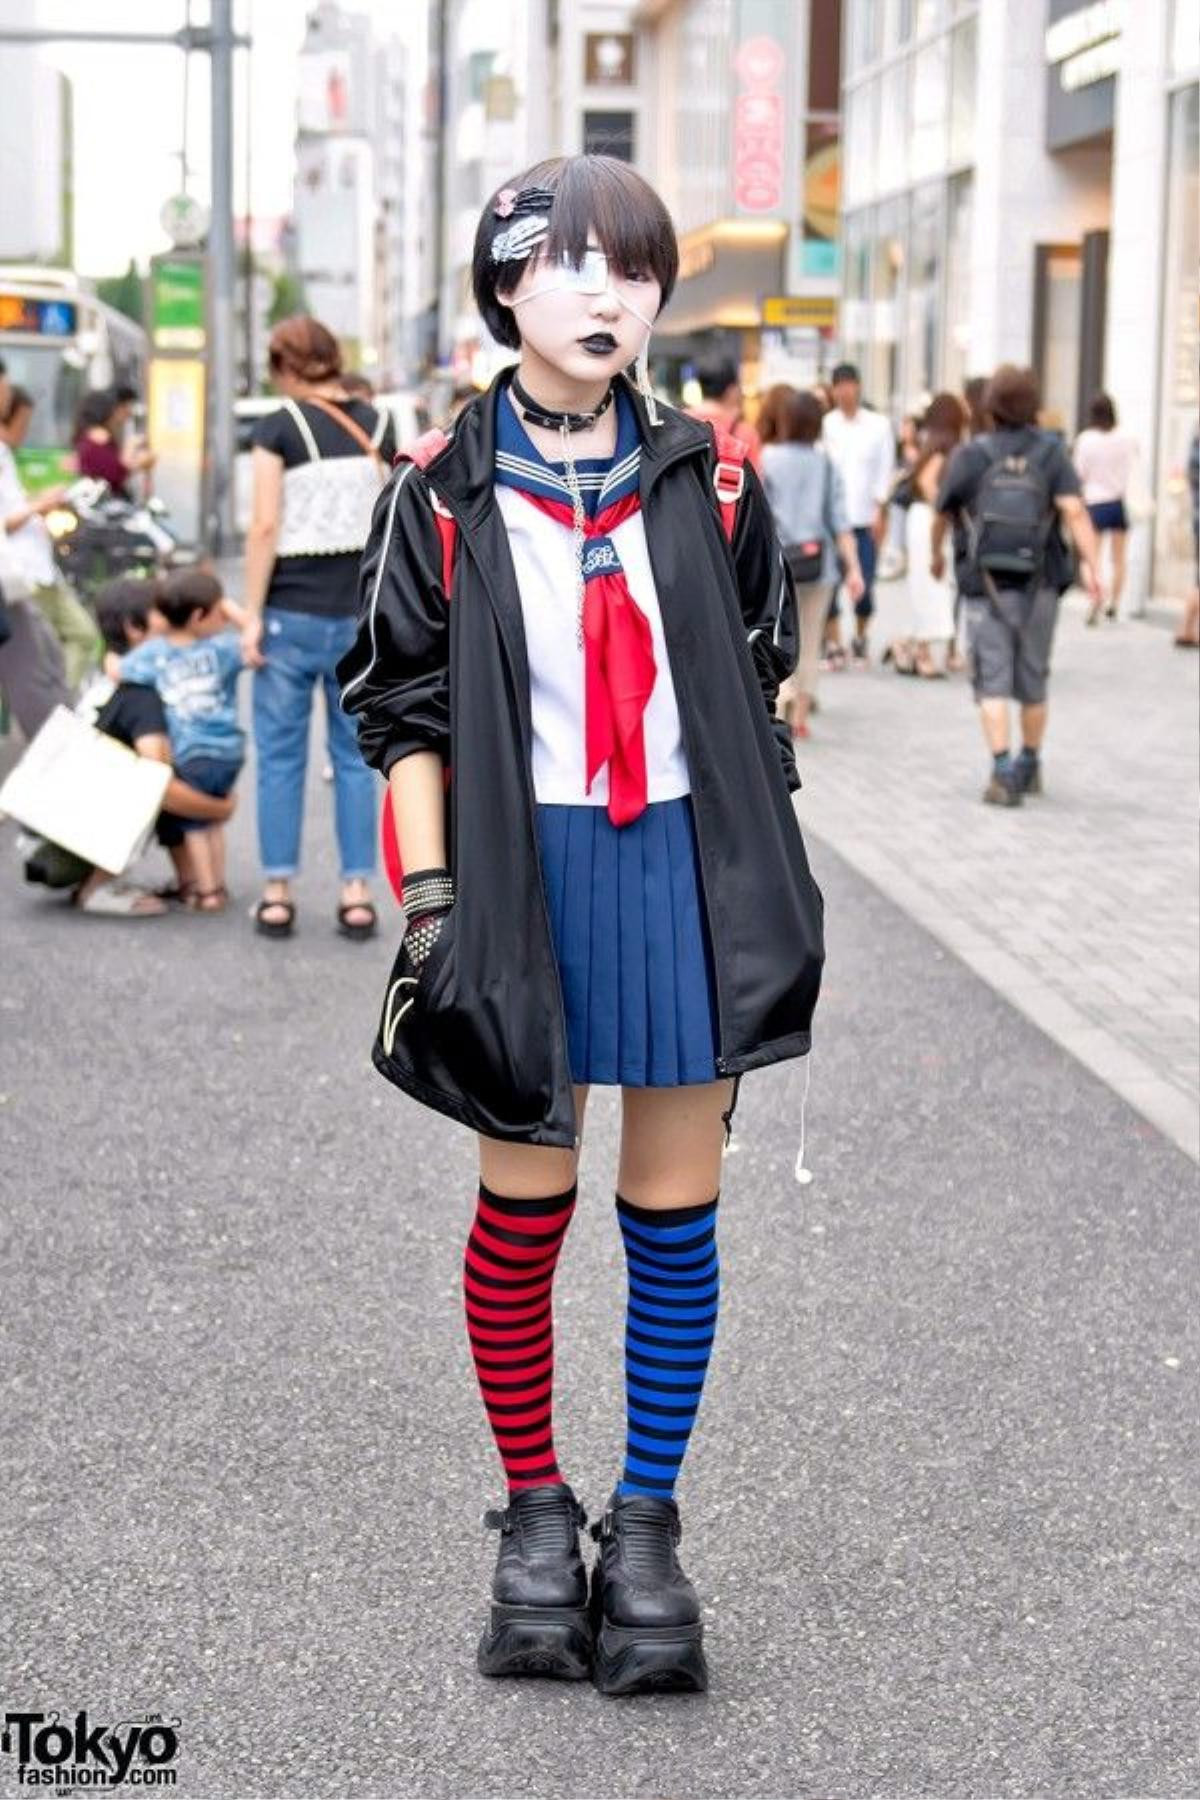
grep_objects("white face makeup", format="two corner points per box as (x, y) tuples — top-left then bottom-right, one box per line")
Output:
(500, 238), (662, 387)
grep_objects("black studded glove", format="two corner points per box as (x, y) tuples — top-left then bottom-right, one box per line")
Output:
(402, 866), (455, 970)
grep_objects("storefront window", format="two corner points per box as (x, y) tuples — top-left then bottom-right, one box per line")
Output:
(878, 57), (911, 195)
(948, 14), (977, 166)
(871, 196), (908, 412)
(904, 181), (942, 408)
(910, 35), (949, 181)
(942, 172), (973, 394)
(1156, 79), (1200, 599)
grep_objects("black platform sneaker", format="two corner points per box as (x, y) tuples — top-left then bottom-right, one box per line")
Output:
(476, 1483), (592, 1680)
(589, 1491), (708, 1695)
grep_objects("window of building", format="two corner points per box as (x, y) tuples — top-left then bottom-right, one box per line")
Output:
(841, 209), (872, 374)
(904, 180), (942, 407)
(582, 110), (635, 161)
(1171, 0), (1200, 74)
(878, 56), (911, 196)
(910, 33), (949, 182)
(844, 76), (880, 209)
(948, 14), (977, 167)
(942, 171), (973, 394)
(848, 0), (882, 74)
(1156, 78), (1199, 599)
(871, 196), (908, 410)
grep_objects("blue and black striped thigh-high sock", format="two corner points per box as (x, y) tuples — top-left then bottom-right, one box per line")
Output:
(615, 1194), (720, 1499)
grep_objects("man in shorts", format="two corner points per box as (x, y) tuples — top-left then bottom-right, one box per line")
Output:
(932, 364), (1100, 807)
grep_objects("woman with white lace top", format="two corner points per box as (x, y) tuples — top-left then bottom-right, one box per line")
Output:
(240, 316), (395, 940)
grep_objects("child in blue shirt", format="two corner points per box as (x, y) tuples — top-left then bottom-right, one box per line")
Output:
(119, 569), (247, 910)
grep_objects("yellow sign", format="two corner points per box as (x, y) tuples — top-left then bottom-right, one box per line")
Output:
(761, 294), (837, 329)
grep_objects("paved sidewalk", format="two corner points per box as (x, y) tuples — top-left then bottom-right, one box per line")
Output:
(795, 585), (1200, 1160)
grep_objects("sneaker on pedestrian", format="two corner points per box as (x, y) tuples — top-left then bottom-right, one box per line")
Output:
(1012, 748), (1043, 796)
(588, 1491), (708, 1696)
(476, 1483), (592, 1680)
(983, 754), (1023, 807)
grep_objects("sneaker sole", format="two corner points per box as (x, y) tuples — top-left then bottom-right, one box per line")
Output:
(477, 1603), (592, 1680)
(592, 1618), (708, 1696)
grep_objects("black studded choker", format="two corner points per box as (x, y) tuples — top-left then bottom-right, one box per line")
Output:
(510, 371), (615, 434)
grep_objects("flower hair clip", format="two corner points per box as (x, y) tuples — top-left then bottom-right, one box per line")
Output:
(493, 188), (517, 219)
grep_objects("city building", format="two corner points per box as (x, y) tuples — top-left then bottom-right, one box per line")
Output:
(433, 0), (553, 385)
(0, 18), (73, 267)
(633, 0), (842, 395)
(292, 1), (417, 385)
(838, 0), (1199, 606)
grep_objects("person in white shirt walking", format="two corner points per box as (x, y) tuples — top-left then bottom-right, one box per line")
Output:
(821, 362), (895, 665)
(0, 386), (100, 690)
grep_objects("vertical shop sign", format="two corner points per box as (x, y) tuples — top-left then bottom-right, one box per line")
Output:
(732, 0), (796, 216)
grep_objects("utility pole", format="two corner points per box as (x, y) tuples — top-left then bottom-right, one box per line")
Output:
(208, 0), (236, 555)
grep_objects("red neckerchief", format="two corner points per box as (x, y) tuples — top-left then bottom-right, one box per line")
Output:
(515, 486), (657, 828)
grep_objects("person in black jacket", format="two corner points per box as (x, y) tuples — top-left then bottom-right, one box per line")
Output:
(337, 154), (824, 1698)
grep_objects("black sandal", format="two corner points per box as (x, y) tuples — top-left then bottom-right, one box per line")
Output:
(255, 896), (295, 938)
(337, 899), (378, 942)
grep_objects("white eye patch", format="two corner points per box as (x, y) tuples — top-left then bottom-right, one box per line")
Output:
(509, 250), (656, 329)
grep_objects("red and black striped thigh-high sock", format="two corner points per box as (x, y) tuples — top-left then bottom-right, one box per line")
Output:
(463, 1182), (577, 1494)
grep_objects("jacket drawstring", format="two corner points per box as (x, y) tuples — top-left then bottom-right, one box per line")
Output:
(794, 1052), (814, 1185)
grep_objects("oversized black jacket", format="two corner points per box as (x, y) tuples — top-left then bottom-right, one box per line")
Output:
(337, 373), (824, 1147)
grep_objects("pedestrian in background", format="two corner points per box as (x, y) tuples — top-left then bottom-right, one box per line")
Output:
(0, 386), (101, 690)
(761, 384), (863, 737)
(820, 361), (894, 665)
(932, 364), (1100, 807)
(897, 392), (966, 678)
(683, 353), (763, 474)
(73, 389), (155, 500)
(1073, 392), (1137, 624)
(963, 375), (991, 439)
(239, 315), (395, 941)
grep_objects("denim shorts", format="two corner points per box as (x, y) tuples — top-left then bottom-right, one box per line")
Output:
(1087, 499), (1128, 533)
(174, 755), (243, 832)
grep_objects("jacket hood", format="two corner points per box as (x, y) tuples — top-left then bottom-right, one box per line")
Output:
(427, 368), (712, 522)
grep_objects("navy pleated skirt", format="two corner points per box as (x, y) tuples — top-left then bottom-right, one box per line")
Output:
(534, 796), (720, 1087)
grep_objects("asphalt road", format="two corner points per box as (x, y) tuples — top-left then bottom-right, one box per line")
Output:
(1, 765), (1196, 1799)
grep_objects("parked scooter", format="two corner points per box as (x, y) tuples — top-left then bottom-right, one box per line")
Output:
(44, 479), (196, 599)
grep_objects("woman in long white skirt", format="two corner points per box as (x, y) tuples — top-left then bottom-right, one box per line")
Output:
(900, 394), (966, 677)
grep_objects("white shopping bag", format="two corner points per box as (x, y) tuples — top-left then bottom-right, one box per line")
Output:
(0, 704), (171, 875)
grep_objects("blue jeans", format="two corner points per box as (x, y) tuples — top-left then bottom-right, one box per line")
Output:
(826, 525), (877, 626)
(253, 608), (377, 881)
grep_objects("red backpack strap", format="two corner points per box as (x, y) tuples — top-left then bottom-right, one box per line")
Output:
(710, 424), (747, 544)
(382, 428), (456, 906)
(394, 429), (457, 595)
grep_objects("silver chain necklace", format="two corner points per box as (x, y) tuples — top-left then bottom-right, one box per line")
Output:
(559, 420), (588, 651)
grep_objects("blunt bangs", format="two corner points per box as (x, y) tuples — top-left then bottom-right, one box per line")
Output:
(473, 154), (678, 350)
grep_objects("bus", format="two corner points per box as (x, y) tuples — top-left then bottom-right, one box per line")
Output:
(0, 267), (149, 491)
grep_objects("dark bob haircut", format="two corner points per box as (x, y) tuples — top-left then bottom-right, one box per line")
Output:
(472, 154), (679, 352)
(987, 364), (1041, 429)
(1088, 391), (1117, 430)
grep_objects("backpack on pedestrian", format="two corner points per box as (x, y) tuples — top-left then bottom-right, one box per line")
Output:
(967, 433), (1061, 600)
